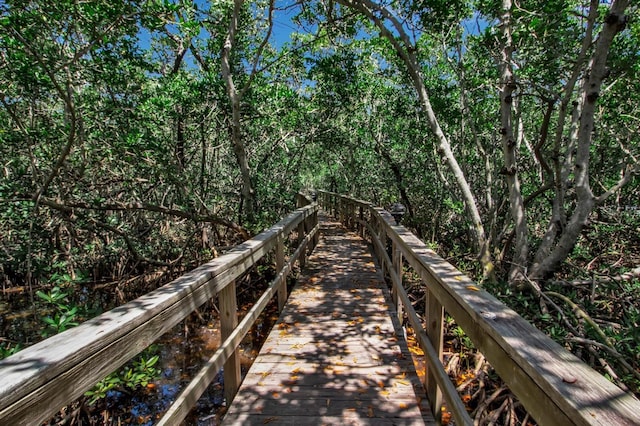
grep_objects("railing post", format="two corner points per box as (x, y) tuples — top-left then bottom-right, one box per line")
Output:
(298, 216), (306, 268)
(392, 242), (403, 322)
(343, 197), (347, 225)
(425, 281), (444, 423)
(378, 221), (387, 278)
(371, 210), (380, 262)
(346, 200), (351, 229)
(349, 201), (355, 230)
(358, 205), (364, 237)
(345, 199), (350, 228)
(276, 235), (286, 311)
(343, 199), (348, 227)
(219, 280), (241, 406)
(330, 193), (335, 216)
(312, 208), (319, 250)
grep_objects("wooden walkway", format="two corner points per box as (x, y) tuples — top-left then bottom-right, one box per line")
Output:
(224, 214), (435, 425)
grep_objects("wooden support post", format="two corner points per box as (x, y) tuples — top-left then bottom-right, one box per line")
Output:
(425, 285), (444, 423)
(392, 243), (403, 322)
(345, 201), (349, 228)
(298, 218), (306, 269)
(276, 236), (286, 311)
(358, 205), (364, 237)
(344, 200), (348, 227)
(346, 200), (353, 229)
(372, 215), (380, 261)
(219, 281), (240, 406)
(312, 210), (319, 250)
(350, 202), (355, 229)
(378, 224), (387, 278)
(308, 213), (313, 251)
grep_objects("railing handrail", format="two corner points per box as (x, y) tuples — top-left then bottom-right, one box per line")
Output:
(318, 190), (640, 426)
(0, 198), (319, 425)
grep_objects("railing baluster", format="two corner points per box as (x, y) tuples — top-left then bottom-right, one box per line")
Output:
(276, 235), (286, 311)
(425, 284), (444, 423)
(219, 280), (240, 405)
(392, 241), (404, 322)
(312, 191), (640, 426)
(298, 217), (306, 268)
(312, 209), (319, 250)
(378, 220), (387, 278)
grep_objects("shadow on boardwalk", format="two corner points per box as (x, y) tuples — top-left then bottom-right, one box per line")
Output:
(223, 213), (435, 425)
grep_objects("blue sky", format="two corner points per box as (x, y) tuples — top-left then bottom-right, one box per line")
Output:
(135, 1), (488, 73)
(136, 0), (302, 70)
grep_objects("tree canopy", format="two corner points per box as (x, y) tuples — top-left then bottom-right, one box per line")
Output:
(2, 0), (637, 281)
(1, 0), (639, 403)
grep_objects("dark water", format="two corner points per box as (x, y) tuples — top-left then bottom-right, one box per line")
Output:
(1, 276), (283, 426)
(93, 298), (281, 425)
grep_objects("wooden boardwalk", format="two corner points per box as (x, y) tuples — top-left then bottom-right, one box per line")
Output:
(224, 214), (435, 425)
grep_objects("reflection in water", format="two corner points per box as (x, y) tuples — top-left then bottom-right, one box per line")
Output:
(1, 266), (284, 424)
(97, 297), (280, 425)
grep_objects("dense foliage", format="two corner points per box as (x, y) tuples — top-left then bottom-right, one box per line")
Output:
(1, 0), (639, 421)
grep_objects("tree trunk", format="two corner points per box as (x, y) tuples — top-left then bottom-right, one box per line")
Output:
(220, 0), (255, 223)
(533, 0), (599, 267)
(338, 0), (494, 280)
(530, 0), (630, 279)
(498, 0), (528, 285)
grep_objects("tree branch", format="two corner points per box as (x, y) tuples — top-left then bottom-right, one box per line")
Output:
(88, 219), (179, 267)
(595, 164), (640, 204)
(33, 197), (250, 239)
(240, 0), (276, 98)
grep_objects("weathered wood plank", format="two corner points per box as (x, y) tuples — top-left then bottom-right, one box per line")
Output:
(220, 280), (241, 405)
(224, 214), (435, 425)
(223, 413), (427, 426)
(228, 396), (428, 417)
(230, 381), (422, 400)
(157, 219), (320, 424)
(319, 191), (640, 426)
(425, 286), (444, 423)
(0, 204), (318, 425)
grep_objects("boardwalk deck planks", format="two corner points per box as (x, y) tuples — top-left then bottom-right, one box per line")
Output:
(224, 215), (435, 425)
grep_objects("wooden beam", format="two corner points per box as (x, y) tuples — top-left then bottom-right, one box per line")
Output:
(276, 236), (286, 311)
(220, 280), (240, 405)
(425, 285), (444, 424)
(157, 223), (317, 425)
(0, 204), (318, 425)
(386, 206), (640, 425)
(317, 191), (640, 426)
(392, 241), (403, 322)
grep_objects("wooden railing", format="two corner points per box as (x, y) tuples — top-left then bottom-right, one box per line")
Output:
(319, 191), (640, 426)
(0, 195), (318, 425)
